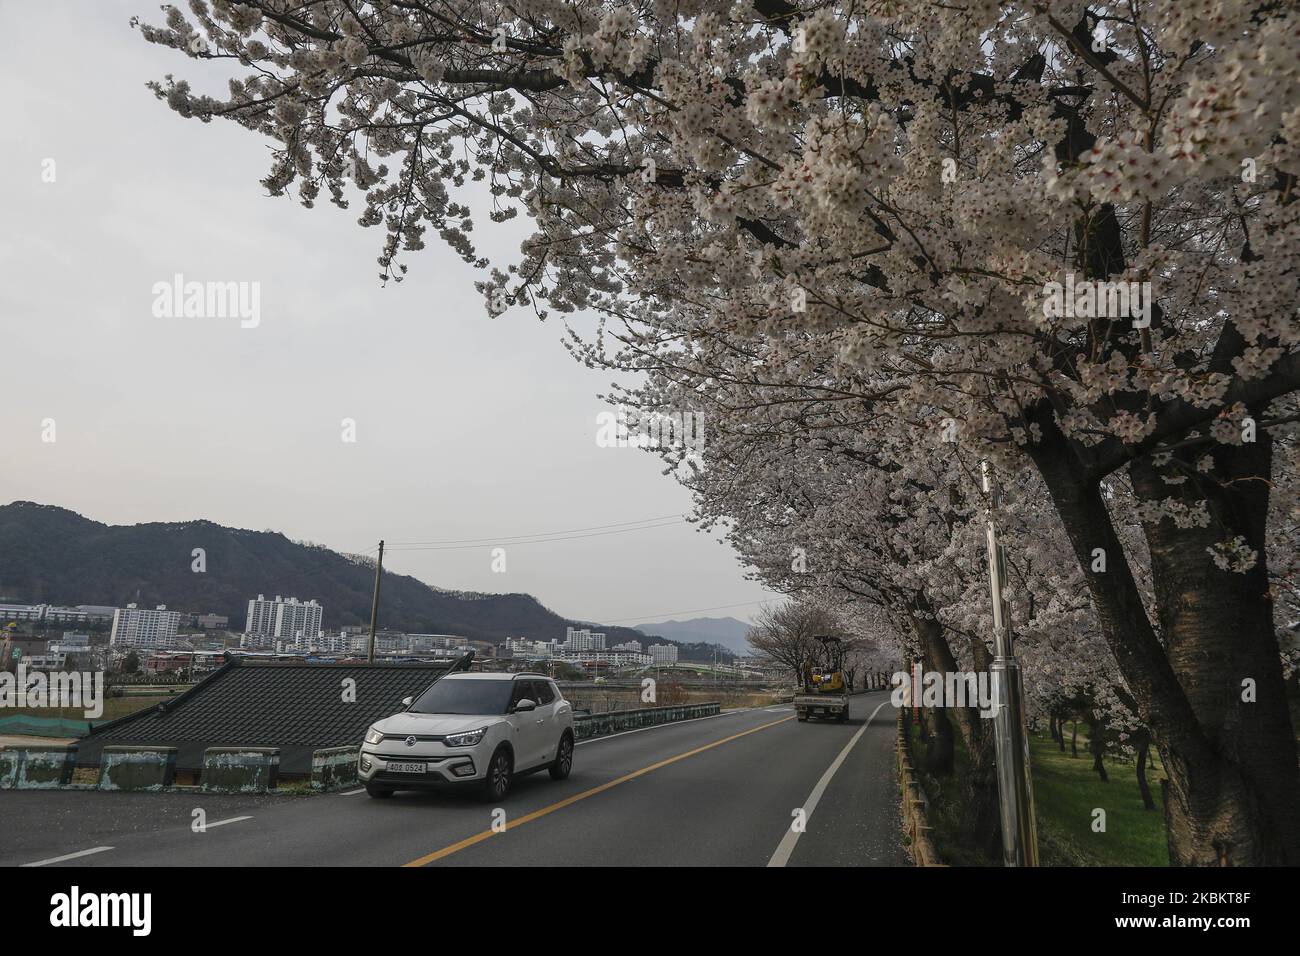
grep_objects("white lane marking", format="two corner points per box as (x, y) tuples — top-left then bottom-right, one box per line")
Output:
(340, 788), (366, 796)
(765, 706), (794, 713)
(22, 846), (114, 867)
(202, 815), (253, 829)
(575, 708), (747, 747)
(767, 698), (892, 868)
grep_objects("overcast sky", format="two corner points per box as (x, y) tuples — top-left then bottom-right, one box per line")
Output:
(0, 1), (778, 628)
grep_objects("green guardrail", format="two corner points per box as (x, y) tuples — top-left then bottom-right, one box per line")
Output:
(0, 715), (92, 738)
(572, 702), (720, 740)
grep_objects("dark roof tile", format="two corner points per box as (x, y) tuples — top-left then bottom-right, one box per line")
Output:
(77, 659), (450, 775)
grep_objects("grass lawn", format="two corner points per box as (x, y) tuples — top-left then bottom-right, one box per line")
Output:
(4, 694), (176, 725)
(907, 720), (1170, 866)
(1030, 730), (1169, 866)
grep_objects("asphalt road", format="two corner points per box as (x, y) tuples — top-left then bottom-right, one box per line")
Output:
(0, 692), (907, 867)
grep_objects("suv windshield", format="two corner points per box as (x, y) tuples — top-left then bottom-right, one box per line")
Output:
(408, 679), (513, 716)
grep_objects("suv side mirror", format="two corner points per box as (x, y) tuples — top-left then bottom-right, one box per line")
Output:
(401, 696), (414, 708)
(513, 698), (536, 713)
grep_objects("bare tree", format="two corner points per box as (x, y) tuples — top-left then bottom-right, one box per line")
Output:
(747, 602), (843, 682)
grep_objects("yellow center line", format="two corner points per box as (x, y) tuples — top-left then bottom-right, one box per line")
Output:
(401, 714), (796, 866)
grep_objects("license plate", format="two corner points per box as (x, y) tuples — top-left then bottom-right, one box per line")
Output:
(386, 761), (427, 773)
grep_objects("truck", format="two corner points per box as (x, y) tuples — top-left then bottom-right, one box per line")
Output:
(794, 635), (849, 723)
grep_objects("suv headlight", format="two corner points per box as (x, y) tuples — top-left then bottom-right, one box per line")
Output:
(444, 727), (488, 747)
(364, 726), (384, 745)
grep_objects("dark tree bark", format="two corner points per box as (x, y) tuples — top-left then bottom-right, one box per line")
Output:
(1071, 720), (1078, 758)
(909, 602), (985, 755)
(917, 698), (931, 745)
(963, 633), (1003, 859)
(1027, 410), (1300, 865)
(908, 604), (1000, 851)
(913, 627), (954, 777)
(1135, 728), (1157, 811)
(925, 706), (956, 776)
(1128, 436), (1300, 865)
(1088, 709), (1109, 783)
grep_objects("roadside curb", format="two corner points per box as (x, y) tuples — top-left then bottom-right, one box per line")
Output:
(897, 712), (945, 867)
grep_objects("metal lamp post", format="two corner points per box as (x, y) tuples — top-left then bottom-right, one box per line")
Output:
(981, 460), (1039, 866)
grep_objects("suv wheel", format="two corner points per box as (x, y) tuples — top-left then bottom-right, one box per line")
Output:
(365, 782), (394, 799)
(549, 732), (574, 781)
(482, 746), (513, 802)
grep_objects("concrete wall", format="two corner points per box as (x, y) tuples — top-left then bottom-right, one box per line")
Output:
(0, 748), (18, 788)
(573, 702), (720, 741)
(0, 745), (78, 789)
(98, 746), (178, 792)
(200, 747), (280, 793)
(311, 746), (360, 792)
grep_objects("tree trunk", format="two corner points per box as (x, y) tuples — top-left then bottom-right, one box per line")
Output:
(962, 632), (1002, 859)
(1129, 440), (1300, 866)
(909, 605), (985, 754)
(925, 706), (955, 776)
(1070, 721), (1078, 758)
(895, 593), (1001, 854)
(1027, 411), (1300, 865)
(1088, 709), (1108, 783)
(1136, 729), (1156, 811)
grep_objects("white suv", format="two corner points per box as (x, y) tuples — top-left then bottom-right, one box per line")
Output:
(358, 672), (575, 801)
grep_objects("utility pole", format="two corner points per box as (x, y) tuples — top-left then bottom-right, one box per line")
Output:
(981, 461), (1039, 866)
(367, 540), (384, 665)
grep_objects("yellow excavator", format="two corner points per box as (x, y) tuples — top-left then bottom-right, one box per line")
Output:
(794, 635), (849, 723)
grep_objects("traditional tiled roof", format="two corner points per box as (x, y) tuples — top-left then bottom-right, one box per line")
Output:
(77, 658), (450, 775)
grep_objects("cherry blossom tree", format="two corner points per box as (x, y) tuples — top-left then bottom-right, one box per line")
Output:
(139, 0), (1300, 864)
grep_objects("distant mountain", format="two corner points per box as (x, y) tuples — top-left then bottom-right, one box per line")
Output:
(0, 501), (653, 650)
(634, 616), (753, 655)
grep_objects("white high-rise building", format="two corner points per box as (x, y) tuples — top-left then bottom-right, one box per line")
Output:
(506, 638), (558, 659)
(110, 604), (182, 649)
(564, 627), (606, 651)
(244, 595), (323, 644)
(649, 643), (678, 665)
